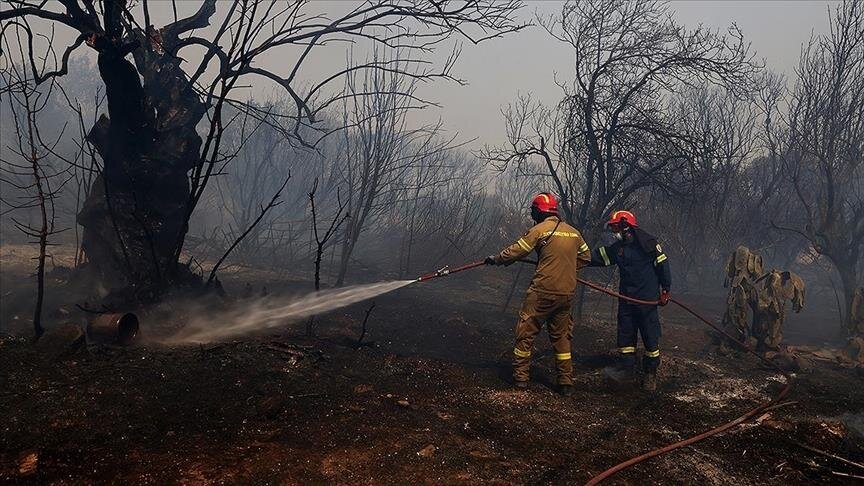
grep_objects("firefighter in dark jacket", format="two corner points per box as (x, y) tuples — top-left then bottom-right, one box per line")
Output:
(589, 210), (671, 392)
(485, 193), (591, 396)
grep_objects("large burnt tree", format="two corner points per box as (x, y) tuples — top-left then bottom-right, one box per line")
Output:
(480, 0), (758, 317)
(775, 0), (864, 333)
(0, 0), (523, 303)
(482, 0), (758, 241)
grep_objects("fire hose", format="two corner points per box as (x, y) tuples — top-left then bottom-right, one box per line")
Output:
(416, 260), (794, 484)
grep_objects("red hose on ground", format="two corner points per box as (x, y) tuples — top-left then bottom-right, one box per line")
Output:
(576, 277), (794, 485)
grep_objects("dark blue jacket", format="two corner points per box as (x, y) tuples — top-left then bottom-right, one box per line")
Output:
(589, 228), (671, 302)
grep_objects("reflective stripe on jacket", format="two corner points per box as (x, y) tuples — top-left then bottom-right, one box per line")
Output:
(496, 216), (591, 296)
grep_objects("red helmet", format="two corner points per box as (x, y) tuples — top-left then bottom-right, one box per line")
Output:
(531, 193), (558, 214)
(607, 210), (638, 228)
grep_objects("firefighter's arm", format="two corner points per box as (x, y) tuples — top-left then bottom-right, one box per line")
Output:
(576, 234), (592, 269)
(654, 244), (671, 291)
(588, 244), (616, 267)
(494, 227), (540, 265)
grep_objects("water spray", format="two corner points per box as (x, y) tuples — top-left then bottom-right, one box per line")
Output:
(164, 260), (485, 344)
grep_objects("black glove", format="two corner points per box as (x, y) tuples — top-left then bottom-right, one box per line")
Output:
(484, 255), (498, 266)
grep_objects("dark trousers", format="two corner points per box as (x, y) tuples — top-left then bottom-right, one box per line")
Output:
(617, 302), (661, 372)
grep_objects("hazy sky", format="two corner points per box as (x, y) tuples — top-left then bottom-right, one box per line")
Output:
(416, 0), (835, 150)
(13, 1), (836, 150)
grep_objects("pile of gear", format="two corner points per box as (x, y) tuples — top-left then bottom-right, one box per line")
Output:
(720, 246), (806, 353)
(721, 246), (864, 370)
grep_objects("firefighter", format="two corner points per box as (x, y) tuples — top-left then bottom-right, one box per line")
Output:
(589, 210), (671, 392)
(485, 193), (591, 396)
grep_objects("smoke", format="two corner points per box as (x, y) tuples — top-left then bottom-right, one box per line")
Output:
(161, 280), (416, 344)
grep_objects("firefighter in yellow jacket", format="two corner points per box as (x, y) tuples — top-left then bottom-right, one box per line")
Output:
(485, 193), (591, 396)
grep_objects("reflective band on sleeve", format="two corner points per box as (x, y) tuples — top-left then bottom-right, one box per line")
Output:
(541, 231), (581, 238)
(619, 346), (636, 354)
(645, 349), (661, 358)
(655, 254), (668, 265)
(599, 247), (611, 266)
(555, 352), (572, 361)
(579, 243), (589, 253)
(513, 348), (531, 358)
(517, 238), (532, 251)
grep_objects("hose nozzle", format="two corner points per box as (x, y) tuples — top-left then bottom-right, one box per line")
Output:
(416, 265), (451, 282)
(415, 260), (485, 282)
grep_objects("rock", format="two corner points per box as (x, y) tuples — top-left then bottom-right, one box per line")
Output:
(417, 445), (436, 457)
(18, 450), (38, 476)
(845, 337), (864, 365)
(35, 323), (85, 359)
(353, 384), (373, 394)
(396, 399), (410, 408)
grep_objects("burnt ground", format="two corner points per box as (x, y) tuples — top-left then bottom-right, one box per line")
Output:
(2, 244), (864, 484)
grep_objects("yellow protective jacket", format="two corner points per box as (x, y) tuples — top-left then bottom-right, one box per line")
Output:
(494, 216), (591, 296)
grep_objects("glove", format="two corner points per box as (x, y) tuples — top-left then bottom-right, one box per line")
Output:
(484, 255), (498, 266)
(659, 290), (670, 306)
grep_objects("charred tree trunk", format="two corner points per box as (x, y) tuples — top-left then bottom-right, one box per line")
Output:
(77, 31), (205, 303)
(335, 229), (358, 287)
(837, 260), (860, 334)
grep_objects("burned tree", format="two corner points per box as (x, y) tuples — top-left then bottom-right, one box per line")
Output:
(0, 31), (72, 339)
(483, 0), (758, 242)
(207, 102), (305, 266)
(642, 82), (770, 287)
(333, 50), (459, 286)
(205, 176), (291, 288)
(308, 178), (350, 291)
(0, 0), (524, 303)
(775, 0), (864, 332)
(480, 0), (759, 317)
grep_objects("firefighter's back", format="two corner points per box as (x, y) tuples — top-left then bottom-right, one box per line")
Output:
(530, 217), (588, 296)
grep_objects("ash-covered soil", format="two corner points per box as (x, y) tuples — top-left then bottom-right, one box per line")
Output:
(2, 250), (863, 484)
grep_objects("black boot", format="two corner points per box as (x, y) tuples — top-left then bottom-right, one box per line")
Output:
(558, 384), (574, 397)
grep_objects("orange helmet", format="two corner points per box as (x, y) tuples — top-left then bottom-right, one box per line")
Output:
(531, 193), (558, 214)
(607, 210), (638, 228)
